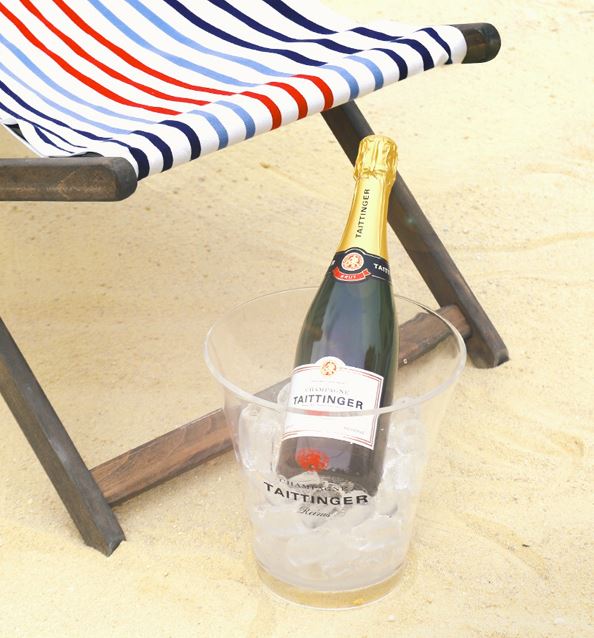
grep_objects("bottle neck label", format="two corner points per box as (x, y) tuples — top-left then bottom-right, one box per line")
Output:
(336, 177), (391, 259)
(329, 248), (391, 283)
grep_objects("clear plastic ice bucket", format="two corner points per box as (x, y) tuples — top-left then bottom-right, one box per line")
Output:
(204, 287), (466, 608)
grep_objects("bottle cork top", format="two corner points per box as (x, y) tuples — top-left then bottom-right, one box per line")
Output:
(354, 135), (398, 183)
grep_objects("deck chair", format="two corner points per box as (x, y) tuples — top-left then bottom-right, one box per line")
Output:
(0, 1), (508, 555)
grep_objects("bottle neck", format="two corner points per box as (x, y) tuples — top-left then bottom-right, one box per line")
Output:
(335, 173), (392, 260)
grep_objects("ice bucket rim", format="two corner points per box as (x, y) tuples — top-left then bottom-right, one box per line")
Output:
(203, 287), (467, 416)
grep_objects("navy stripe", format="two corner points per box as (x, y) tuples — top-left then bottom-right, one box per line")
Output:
(128, 147), (150, 178)
(164, 0), (326, 66)
(135, 131), (173, 171)
(0, 61), (129, 135)
(118, 0), (285, 82)
(422, 27), (453, 64)
(33, 125), (72, 152)
(207, 0), (357, 54)
(397, 38), (434, 71)
(376, 49), (408, 80)
(352, 26), (402, 41)
(0, 77), (150, 177)
(353, 27), (435, 71)
(161, 119), (201, 159)
(261, 0), (334, 35)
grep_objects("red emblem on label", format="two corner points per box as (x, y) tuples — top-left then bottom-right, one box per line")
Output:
(341, 252), (364, 272)
(320, 360), (337, 376)
(295, 448), (330, 472)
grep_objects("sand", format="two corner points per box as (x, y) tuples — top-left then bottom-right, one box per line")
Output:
(1, 1), (593, 636)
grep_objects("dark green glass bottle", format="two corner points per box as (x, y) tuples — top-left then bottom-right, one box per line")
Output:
(276, 135), (398, 496)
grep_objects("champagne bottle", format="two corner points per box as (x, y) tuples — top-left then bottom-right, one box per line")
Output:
(276, 135), (398, 496)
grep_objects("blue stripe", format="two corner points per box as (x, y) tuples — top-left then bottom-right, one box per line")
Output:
(0, 34), (153, 126)
(0, 61), (129, 135)
(350, 55), (384, 91)
(164, 0), (326, 66)
(188, 110), (229, 149)
(216, 101), (256, 139)
(90, 0), (266, 86)
(322, 65), (359, 101)
(115, 0), (295, 81)
(161, 119), (201, 159)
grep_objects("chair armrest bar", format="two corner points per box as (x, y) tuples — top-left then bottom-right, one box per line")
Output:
(0, 157), (137, 201)
(454, 23), (501, 64)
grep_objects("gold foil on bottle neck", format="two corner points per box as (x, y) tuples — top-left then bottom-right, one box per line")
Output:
(354, 135), (398, 184)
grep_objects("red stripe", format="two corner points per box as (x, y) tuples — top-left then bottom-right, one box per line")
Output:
(295, 74), (334, 111)
(47, 0), (291, 129)
(2, 1), (334, 129)
(242, 91), (282, 128)
(0, 3), (177, 115)
(267, 82), (307, 120)
(51, 0), (233, 99)
(21, 0), (209, 109)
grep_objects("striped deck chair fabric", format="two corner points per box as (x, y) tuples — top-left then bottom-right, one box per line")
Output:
(0, 0), (468, 180)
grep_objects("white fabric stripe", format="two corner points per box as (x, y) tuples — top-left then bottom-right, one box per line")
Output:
(321, 56), (378, 96)
(35, 2), (253, 100)
(9, 3), (204, 113)
(0, 1), (472, 176)
(15, 121), (74, 156)
(0, 18), (167, 123)
(0, 48), (149, 135)
(137, 0), (337, 82)
(0, 70), (169, 169)
(11, 2), (241, 112)
(433, 25), (468, 64)
(174, 1), (350, 62)
(95, 0), (298, 88)
(279, 0), (357, 32)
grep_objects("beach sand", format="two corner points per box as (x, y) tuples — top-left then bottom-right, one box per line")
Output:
(1, 1), (592, 636)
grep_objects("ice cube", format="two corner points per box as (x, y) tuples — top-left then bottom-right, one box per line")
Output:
(326, 500), (374, 530)
(350, 515), (402, 552)
(374, 482), (399, 516)
(250, 503), (308, 539)
(276, 382), (291, 407)
(286, 528), (343, 568)
(251, 531), (289, 574)
(391, 418), (425, 455)
(382, 450), (417, 491)
(237, 403), (283, 473)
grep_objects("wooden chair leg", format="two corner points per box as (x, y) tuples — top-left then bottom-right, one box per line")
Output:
(0, 316), (125, 555)
(321, 101), (509, 368)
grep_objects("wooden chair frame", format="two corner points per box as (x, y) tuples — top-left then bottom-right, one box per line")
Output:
(0, 24), (507, 555)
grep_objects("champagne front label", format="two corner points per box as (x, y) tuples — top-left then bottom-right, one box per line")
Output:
(282, 356), (383, 449)
(330, 248), (391, 283)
